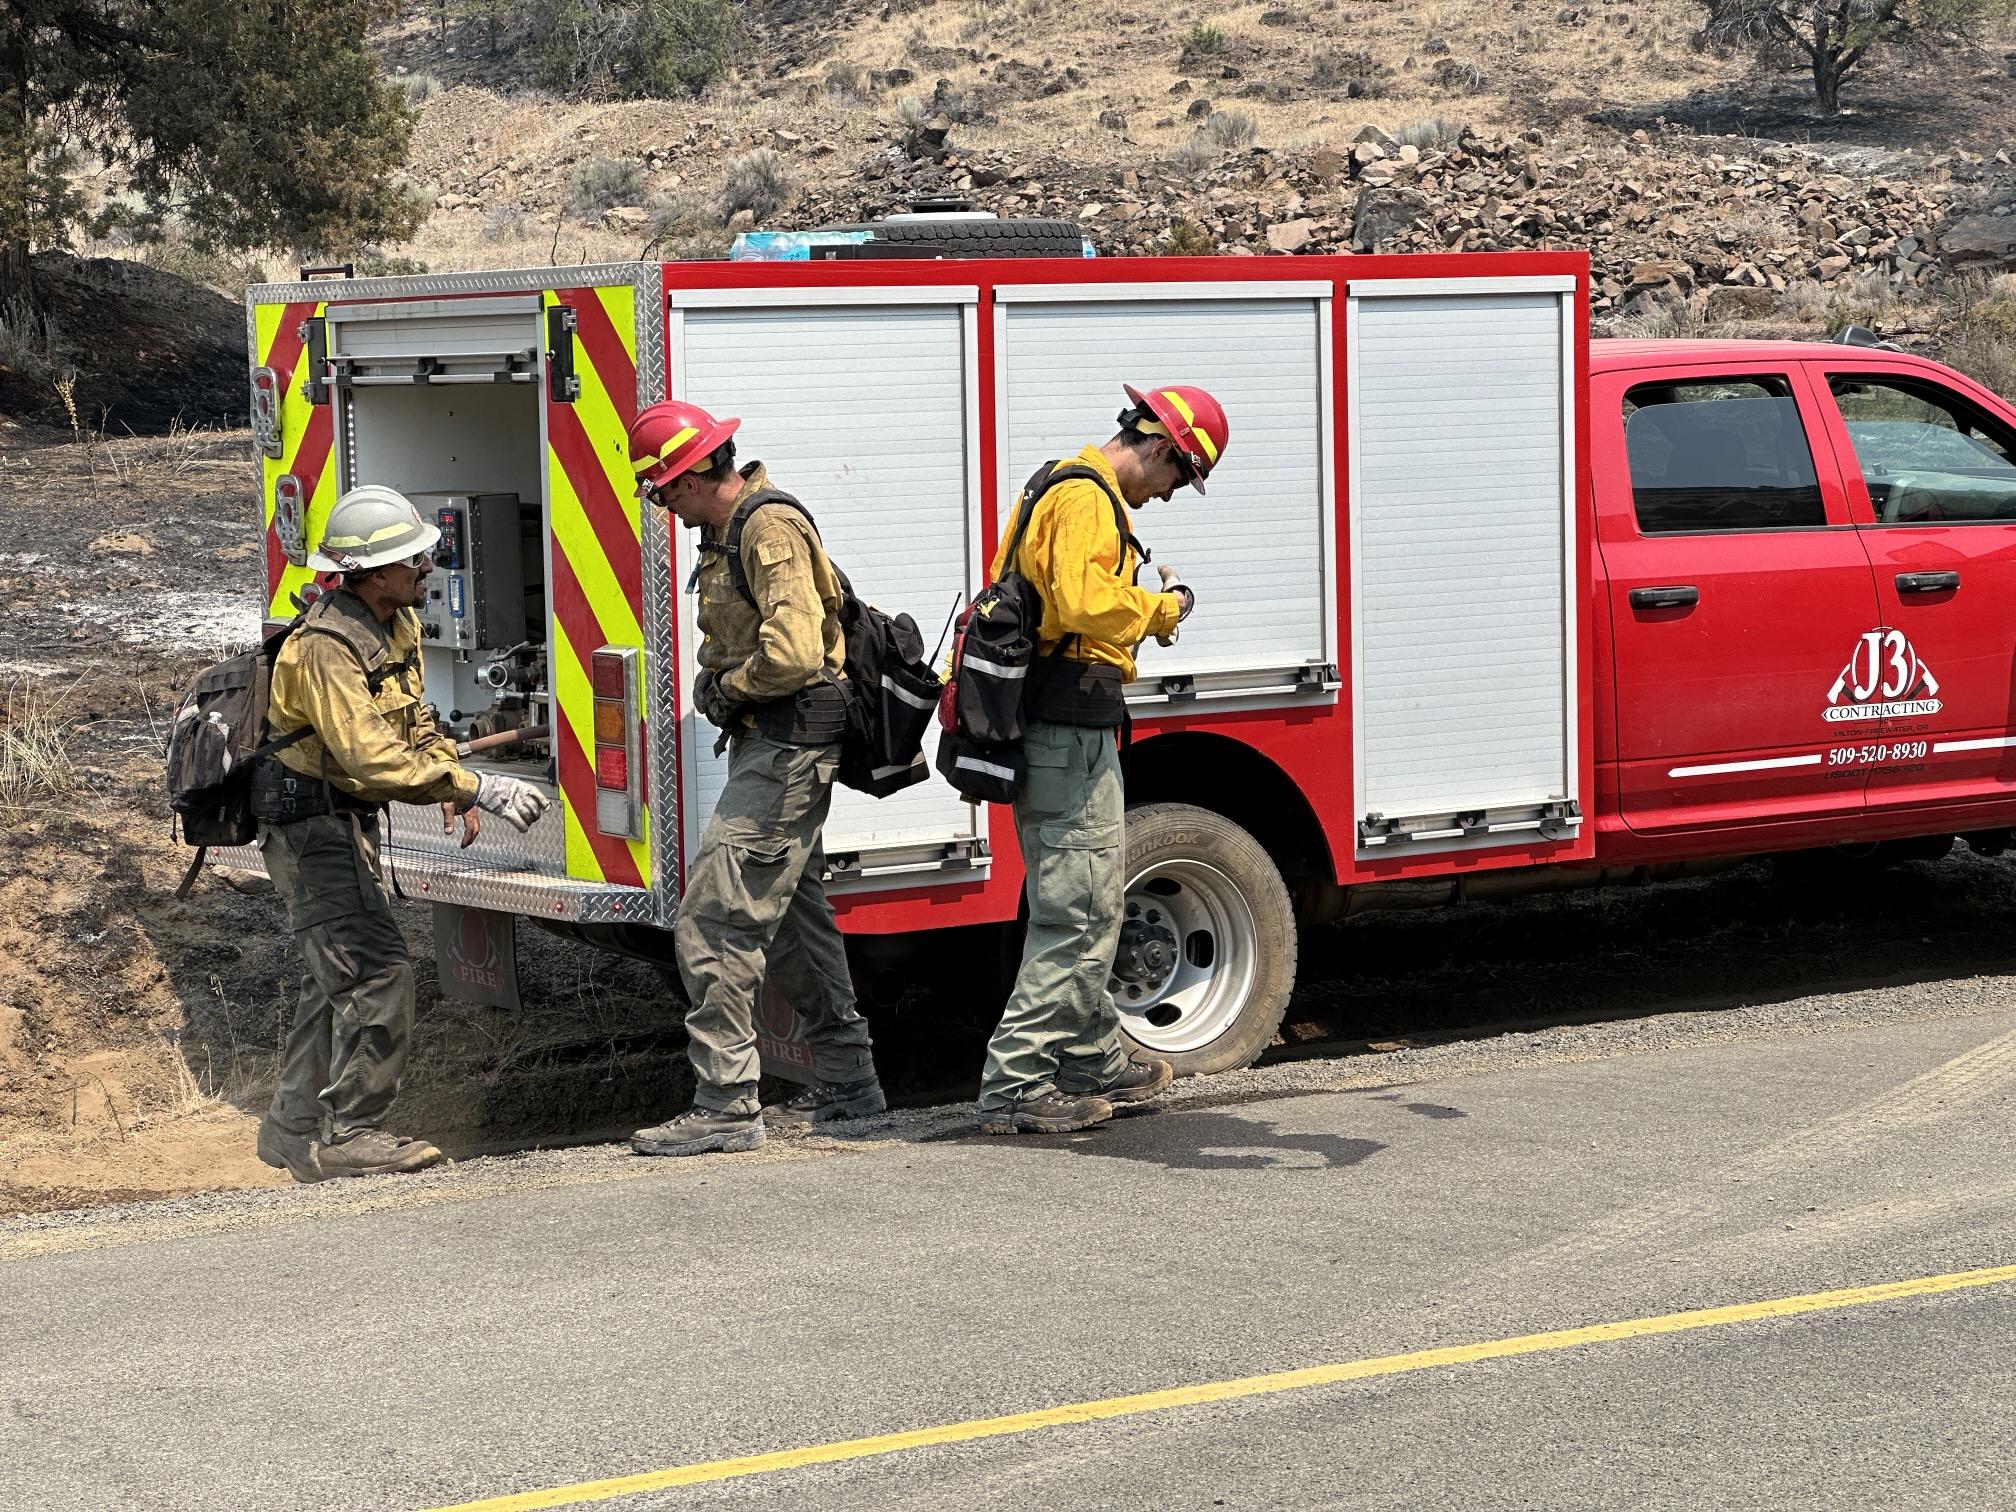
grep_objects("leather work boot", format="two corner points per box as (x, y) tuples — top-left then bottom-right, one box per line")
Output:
(316, 1128), (445, 1179)
(978, 1092), (1115, 1136)
(255, 1118), (326, 1184)
(630, 1107), (767, 1157)
(1085, 1054), (1174, 1107)
(768, 1076), (888, 1128)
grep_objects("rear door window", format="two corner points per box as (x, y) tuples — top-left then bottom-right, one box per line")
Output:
(1829, 374), (2016, 524)
(1623, 377), (1825, 534)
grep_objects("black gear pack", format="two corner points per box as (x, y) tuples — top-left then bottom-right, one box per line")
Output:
(716, 489), (941, 797)
(935, 460), (1140, 804)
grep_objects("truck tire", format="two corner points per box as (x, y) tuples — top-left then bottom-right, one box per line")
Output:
(1112, 802), (1296, 1077)
(819, 218), (1087, 258)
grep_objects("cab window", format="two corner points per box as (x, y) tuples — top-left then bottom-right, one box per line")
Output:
(1623, 377), (1825, 534)
(1830, 374), (2016, 525)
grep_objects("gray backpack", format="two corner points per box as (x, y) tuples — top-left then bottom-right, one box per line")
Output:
(163, 620), (310, 896)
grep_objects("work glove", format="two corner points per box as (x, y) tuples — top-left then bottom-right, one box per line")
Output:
(694, 668), (743, 730)
(473, 772), (551, 833)
(1157, 564), (1196, 621)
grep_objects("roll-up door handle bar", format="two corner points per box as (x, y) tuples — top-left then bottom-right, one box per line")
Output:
(1629, 585), (1699, 610)
(1896, 571), (1960, 594)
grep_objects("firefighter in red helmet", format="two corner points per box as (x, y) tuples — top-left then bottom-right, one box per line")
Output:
(624, 400), (883, 1156)
(977, 382), (1229, 1135)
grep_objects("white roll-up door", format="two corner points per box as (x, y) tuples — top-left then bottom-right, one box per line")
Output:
(996, 288), (1337, 707)
(1348, 277), (1581, 857)
(673, 293), (983, 883)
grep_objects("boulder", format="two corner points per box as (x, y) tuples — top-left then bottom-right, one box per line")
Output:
(1941, 213), (2016, 264)
(1628, 258), (1693, 291)
(1267, 217), (1317, 253)
(1352, 186), (1431, 250)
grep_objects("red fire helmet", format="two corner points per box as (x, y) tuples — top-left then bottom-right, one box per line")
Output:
(627, 399), (741, 490)
(1124, 382), (1229, 494)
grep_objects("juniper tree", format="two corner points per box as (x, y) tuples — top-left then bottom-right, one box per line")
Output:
(1, 1), (422, 302)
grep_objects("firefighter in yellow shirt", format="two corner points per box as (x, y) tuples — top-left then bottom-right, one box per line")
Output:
(254, 486), (549, 1182)
(979, 384), (1231, 1134)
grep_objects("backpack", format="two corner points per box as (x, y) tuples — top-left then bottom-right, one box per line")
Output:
(163, 618), (311, 898)
(934, 461), (1137, 805)
(720, 490), (942, 798)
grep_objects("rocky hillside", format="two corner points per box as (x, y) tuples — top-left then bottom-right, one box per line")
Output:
(378, 0), (2016, 374)
(7, 0), (2016, 432)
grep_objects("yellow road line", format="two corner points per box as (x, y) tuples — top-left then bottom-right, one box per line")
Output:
(426, 1261), (2016, 1511)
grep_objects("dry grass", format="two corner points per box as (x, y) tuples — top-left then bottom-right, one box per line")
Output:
(1944, 272), (2016, 401)
(78, 419), (242, 498)
(0, 295), (68, 382)
(1613, 289), (1709, 339)
(1, 675), (85, 825)
(720, 147), (797, 220)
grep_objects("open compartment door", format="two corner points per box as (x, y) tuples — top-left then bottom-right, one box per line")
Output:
(229, 265), (666, 927)
(994, 283), (1339, 710)
(1348, 274), (1588, 862)
(671, 287), (987, 887)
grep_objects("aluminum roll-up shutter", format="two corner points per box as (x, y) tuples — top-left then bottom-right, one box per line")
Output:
(1348, 277), (1582, 858)
(995, 288), (1338, 708)
(672, 293), (984, 883)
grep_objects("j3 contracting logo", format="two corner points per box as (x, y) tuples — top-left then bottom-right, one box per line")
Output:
(1825, 628), (1942, 723)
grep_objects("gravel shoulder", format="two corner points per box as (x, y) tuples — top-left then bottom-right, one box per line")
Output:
(7, 967), (2010, 1265)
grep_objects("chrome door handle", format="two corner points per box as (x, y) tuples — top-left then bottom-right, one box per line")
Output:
(1629, 585), (1699, 610)
(1896, 571), (1960, 594)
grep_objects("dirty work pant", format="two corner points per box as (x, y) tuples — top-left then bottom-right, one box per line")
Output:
(258, 812), (414, 1139)
(674, 734), (875, 1115)
(979, 720), (1131, 1110)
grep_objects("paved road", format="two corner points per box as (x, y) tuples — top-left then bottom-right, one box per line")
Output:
(5, 1002), (2015, 1511)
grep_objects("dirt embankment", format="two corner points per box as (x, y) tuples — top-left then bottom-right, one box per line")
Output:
(0, 254), (247, 435)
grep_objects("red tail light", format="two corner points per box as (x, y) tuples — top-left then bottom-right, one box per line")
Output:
(590, 647), (643, 841)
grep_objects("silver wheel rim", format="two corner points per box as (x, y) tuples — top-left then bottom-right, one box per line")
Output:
(1110, 856), (1259, 1056)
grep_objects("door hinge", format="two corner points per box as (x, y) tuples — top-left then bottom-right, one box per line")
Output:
(298, 315), (330, 406)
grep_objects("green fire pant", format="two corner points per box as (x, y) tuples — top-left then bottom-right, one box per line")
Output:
(258, 811), (414, 1139)
(674, 735), (876, 1115)
(979, 720), (1131, 1110)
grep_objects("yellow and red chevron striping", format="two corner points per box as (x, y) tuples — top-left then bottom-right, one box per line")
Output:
(544, 283), (649, 889)
(256, 299), (333, 618)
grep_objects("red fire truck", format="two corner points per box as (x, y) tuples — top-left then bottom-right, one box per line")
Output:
(234, 229), (2016, 1077)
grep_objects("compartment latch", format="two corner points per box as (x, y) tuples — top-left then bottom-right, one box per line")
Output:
(546, 305), (580, 403)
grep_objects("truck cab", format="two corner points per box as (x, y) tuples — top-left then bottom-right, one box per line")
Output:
(1591, 338), (2016, 857)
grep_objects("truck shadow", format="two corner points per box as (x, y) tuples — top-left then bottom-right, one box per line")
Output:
(953, 1108), (1388, 1173)
(1277, 849), (2016, 1058)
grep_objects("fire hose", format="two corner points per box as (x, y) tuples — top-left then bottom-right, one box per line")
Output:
(455, 723), (552, 759)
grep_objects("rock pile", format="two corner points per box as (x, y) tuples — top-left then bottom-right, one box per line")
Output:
(786, 115), (2016, 317)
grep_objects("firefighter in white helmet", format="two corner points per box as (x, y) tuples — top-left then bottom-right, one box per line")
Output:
(252, 484), (550, 1183)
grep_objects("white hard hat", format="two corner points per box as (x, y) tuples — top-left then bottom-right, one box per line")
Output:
(308, 485), (442, 573)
